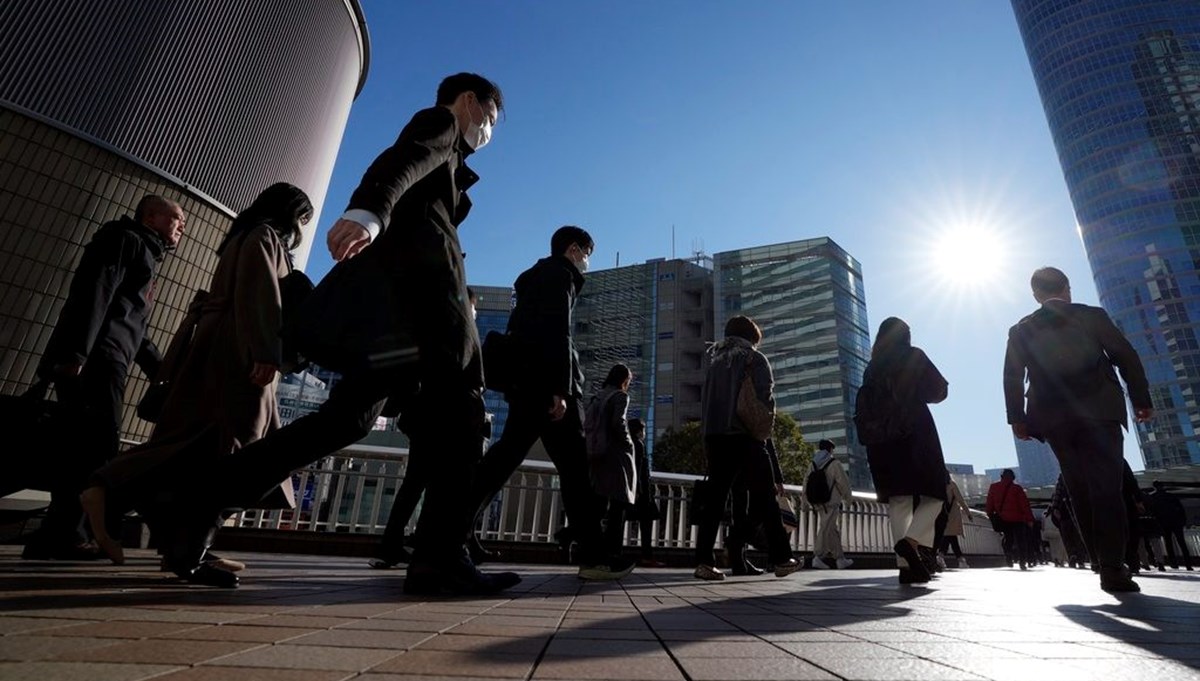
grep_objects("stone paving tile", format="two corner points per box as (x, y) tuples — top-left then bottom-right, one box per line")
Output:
(0, 634), (119, 661)
(0, 617), (84, 635)
(368, 649), (539, 677)
(811, 657), (988, 681)
(0, 661), (182, 681)
(155, 668), (353, 681)
(553, 626), (658, 640)
(207, 643), (402, 671)
(334, 618), (457, 633)
(160, 624), (319, 643)
(532, 655), (686, 680)
(543, 637), (665, 657)
(235, 614), (359, 629)
(665, 640), (794, 658)
(33, 620), (208, 639)
(286, 629), (433, 650)
(675, 656), (838, 681)
(774, 641), (920, 660)
(413, 632), (550, 654)
(51, 639), (261, 664)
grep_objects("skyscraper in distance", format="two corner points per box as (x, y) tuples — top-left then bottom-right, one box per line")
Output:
(1011, 0), (1200, 469)
(713, 238), (872, 489)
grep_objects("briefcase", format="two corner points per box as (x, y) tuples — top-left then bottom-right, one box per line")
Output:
(0, 380), (69, 495)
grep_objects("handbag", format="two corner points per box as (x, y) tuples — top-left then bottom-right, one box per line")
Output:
(988, 484), (1012, 532)
(778, 494), (799, 533)
(0, 379), (69, 495)
(736, 355), (774, 441)
(136, 289), (208, 422)
(279, 267), (315, 374)
(482, 330), (520, 393)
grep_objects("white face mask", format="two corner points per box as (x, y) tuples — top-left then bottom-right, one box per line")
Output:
(463, 98), (492, 150)
(575, 250), (590, 273)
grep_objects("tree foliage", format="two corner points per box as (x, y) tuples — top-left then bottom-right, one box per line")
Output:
(652, 412), (815, 483)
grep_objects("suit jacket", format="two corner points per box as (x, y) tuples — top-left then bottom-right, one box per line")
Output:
(506, 255), (585, 401)
(291, 106), (481, 389)
(1003, 300), (1150, 432)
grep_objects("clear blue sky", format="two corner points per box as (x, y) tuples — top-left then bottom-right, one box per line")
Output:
(305, 1), (1144, 475)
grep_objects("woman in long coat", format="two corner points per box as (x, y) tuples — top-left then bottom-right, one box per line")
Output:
(81, 184), (313, 578)
(940, 474), (972, 568)
(585, 363), (637, 564)
(862, 316), (949, 584)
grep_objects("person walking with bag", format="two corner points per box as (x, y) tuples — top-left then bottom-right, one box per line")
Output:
(466, 226), (629, 581)
(940, 473), (972, 568)
(22, 196), (185, 561)
(151, 74), (519, 595)
(1003, 267), (1152, 593)
(855, 317), (949, 585)
(585, 364), (638, 564)
(986, 469), (1035, 570)
(693, 315), (800, 581)
(79, 184), (312, 583)
(808, 439), (853, 569)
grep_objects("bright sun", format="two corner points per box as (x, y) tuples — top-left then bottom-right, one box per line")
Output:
(930, 225), (1007, 289)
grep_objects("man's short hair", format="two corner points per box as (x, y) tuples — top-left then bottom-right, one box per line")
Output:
(436, 73), (504, 112)
(134, 195), (175, 223)
(724, 315), (763, 345)
(818, 439), (835, 452)
(1001, 468), (1015, 480)
(550, 225), (593, 256)
(1031, 267), (1070, 297)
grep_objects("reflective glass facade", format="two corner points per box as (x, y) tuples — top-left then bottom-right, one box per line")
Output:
(713, 238), (873, 489)
(471, 285), (514, 443)
(1012, 0), (1200, 468)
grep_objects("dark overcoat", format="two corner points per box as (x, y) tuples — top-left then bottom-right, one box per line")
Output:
(863, 347), (949, 503)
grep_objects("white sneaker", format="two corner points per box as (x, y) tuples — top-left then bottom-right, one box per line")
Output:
(935, 553), (947, 570)
(694, 564), (726, 581)
(957, 557), (970, 569)
(836, 557), (854, 569)
(811, 556), (832, 569)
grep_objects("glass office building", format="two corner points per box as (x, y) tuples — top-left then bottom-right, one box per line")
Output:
(1012, 1), (1200, 468)
(471, 285), (515, 443)
(713, 238), (873, 489)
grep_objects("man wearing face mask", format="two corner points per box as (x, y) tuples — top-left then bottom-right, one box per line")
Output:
(160, 73), (519, 595)
(466, 226), (634, 581)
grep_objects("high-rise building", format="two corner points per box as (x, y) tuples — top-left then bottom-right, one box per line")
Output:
(945, 463), (975, 476)
(0, 0), (368, 443)
(713, 238), (872, 488)
(574, 258), (714, 455)
(1013, 436), (1062, 488)
(472, 284), (515, 442)
(1011, 1), (1200, 468)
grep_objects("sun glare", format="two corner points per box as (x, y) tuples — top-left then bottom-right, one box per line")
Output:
(930, 224), (1008, 290)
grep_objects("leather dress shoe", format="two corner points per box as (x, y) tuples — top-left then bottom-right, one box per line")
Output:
(404, 562), (521, 596)
(1099, 567), (1140, 593)
(894, 540), (932, 583)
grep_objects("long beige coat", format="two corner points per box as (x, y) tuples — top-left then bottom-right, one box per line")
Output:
(944, 479), (971, 536)
(97, 224), (293, 507)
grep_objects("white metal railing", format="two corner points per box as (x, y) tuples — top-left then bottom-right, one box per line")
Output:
(232, 444), (1006, 556)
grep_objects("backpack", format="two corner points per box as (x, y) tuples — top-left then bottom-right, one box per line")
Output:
(804, 459), (835, 505)
(1018, 311), (1108, 401)
(853, 374), (913, 446)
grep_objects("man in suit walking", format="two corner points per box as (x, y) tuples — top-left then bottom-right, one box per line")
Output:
(164, 73), (519, 594)
(1003, 266), (1153, 593)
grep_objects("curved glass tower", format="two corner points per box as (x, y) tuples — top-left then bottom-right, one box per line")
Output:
(1012, 0), (1200, 468)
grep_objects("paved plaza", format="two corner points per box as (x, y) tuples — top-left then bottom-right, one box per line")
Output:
(1, 546), (1198, 681)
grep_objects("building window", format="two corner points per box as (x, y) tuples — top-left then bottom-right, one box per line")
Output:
(658, 331), (674, 339)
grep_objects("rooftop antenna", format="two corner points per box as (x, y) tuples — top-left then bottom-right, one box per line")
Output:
(671, 224), (676, 260)
(615, 251), (620, 268)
